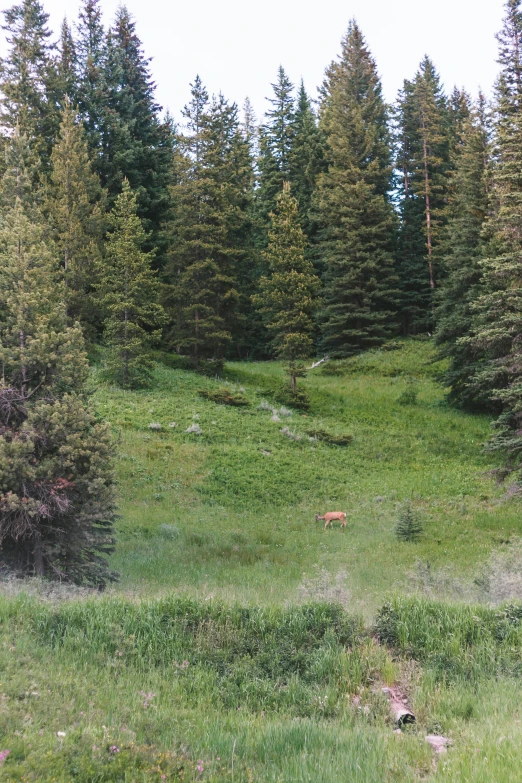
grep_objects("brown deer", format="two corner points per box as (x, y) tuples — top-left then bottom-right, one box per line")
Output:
(315, 512), (347, 529)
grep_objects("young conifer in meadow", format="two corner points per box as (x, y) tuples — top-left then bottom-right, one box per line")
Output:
(252, 183), (320, 396)
(98, 179), (165, 388)
(315, 21), (398, 357)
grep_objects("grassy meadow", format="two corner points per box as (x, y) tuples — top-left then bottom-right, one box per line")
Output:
(2, 339), (522, 782)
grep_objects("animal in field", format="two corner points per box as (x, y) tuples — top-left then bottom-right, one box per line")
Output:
(315, 511), (347, 529)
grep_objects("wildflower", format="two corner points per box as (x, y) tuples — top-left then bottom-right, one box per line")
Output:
(0, 750), (9, 766)
(169, 422), (177, 428)
(139, 691), (156, 708)
(57, 731), (66, 738)
(197, 760), (204, 773)
(110, 745), (120, 753)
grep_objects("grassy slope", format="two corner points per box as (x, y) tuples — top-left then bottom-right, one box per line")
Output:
(97, 340), (517, 615)
(2, 340), (522, 782)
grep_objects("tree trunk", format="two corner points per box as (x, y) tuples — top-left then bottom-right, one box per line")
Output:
(33, 532), (45, 577)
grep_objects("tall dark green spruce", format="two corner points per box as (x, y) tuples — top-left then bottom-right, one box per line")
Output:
(164, 79), (252, 365)
(289, 80), (325, 244)
(45, 100), (106, 339)
(465, 0), (522, 477)
(97, 180), (165, 388)
(0, 0), (59, 170)
(0, 158), (116, 584)
(253, 183), (320, 396)
(256, 66), (296, 232)
(76, 0), (107, 156)
(315, 21), (398, 357)
(434, 96), (491, 409)
(395, 58), (451, 332)
(99, 6), (172, 259)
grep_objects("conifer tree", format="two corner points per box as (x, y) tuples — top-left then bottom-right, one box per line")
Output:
(435, 97), (491, 408)
(315, 21), (398, 357)
(395, 58), (451, 332)
(465, 0), (522, 473)
(55, 18), (78, 105)
(164, 80), (252, 364)
(252, 184), (320, 392)
(45, 100), (105, 338)
(98, 180), (165, 388)
(0, 0), (59, 169)
(76, 0), (106, 156)
(289, 80), (325, 242)
(0, 125), (40, 212)
(99, 6), (172, 257)
(256, 67), (296, 229)
(0, 195), (116, 584)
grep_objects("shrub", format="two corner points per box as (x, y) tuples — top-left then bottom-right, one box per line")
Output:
(307, 429), (353, 447)
(185, 423), (203, 435)
(198, 387), (249, 407)
(397, 387), (418, 406)
(395, 501), (423, 542)
(148, 422), (162, 431)
(280, 426), (302, 441)
(273, 383), (310, 411)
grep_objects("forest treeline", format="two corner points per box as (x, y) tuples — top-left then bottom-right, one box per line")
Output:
(1, 0), (522, 583)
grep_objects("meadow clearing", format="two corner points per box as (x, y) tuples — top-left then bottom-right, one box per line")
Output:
(2, 340), (522, 782)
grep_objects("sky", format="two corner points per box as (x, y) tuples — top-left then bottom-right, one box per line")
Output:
(1, 0), (506, 121)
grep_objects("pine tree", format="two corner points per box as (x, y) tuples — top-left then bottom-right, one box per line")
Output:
(252, 184), (320, 393)
(465, 0), (522, 475)
(256, 67), (296, 230)
(395, 501), (423, 542)
(434, 96), (491, 408)
(45, 100), (106, 338)
(315, 21), (398, 357)
(0, 0), (59, 169)
(0, 197), (116, 585)
(164, 80), (252, 364)
(395, 58), (451, 332)
(98, 180), (165, 388)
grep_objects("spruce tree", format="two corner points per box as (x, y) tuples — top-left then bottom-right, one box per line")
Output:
(252, 184), (320, 393)
(98, 180), (165, 388)
(45, 100), (106, 338)
(0, 125), (40, 213)
(435, 96), (491, 408)
(0, 0), (59, 169)
(55, 18), (78, 106)
(164, 80), (252, 364)
(466, 0), (522, 474)
(395, 58), (451, 332)
(315, 21), (398, 357)
(99, 7), (172, 258)
(0, 194), (116, 585)
(256, 67), (295, 230)
(289, 80), (325, 243)
(75, 0), (107, 156)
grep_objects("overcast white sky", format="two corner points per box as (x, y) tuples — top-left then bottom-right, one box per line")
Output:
(1, 0), (506, 120)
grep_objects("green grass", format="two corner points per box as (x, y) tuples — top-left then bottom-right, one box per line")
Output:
(91, 340), (517, 615)
(3, 340), (522, 781)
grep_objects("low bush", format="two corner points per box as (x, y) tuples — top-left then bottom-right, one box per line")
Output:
(397, 387), (418, 406)
(307, 429), (353, 447)
(198, 387), (249, 406)
(272, 383), (310, 411)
